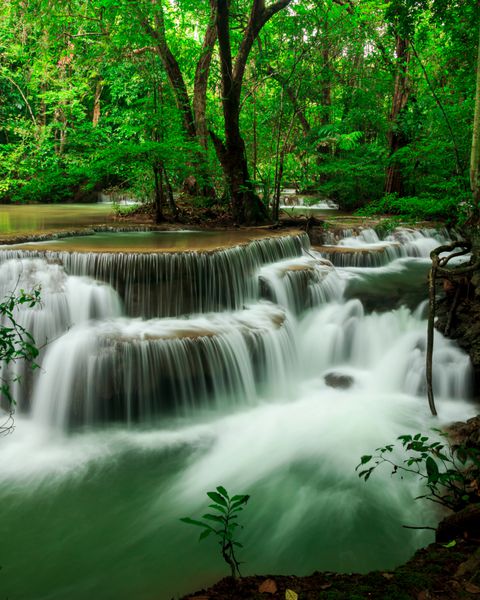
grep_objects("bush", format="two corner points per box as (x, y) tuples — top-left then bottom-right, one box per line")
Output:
(355, 193), (469, 225)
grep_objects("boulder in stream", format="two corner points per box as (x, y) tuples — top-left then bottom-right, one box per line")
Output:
(324, 372), (354, 389)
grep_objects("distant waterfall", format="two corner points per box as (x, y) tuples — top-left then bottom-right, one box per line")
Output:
(317, 228), (450, 267)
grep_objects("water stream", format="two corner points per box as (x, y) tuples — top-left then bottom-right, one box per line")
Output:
(0, 228), (476, 600)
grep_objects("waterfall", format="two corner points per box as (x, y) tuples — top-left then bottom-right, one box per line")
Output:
(0, 258), (122, 409)
(317, 228), (450, 267)
(0, 234), (308, 317)
(32, 303), (295, 430)
(0, 226), (472, 429)
(258, 256), (345, 314)
(0, 224), (476, 600)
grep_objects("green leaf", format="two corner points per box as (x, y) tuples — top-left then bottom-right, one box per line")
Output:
(426, 456), (439, 483)
(206, 492), (228, 507)
(180, 517), (213, 530)
(442, 540), (456, 548)
(208, 503), (227, 514)
(231, 495), (250, 508)
(202, 514), (224, 523)
(199, 529), (212, 541)
(216, 486), (229, 499)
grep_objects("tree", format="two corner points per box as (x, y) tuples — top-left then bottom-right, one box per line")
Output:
(137, 0), (217, 196)
(212, 0), (293, 224)
(471, 21), (480, 218)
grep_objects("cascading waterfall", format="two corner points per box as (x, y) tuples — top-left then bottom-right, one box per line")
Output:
(0, 234), (308, 317)
(258, 256), (345, 314)
(318, 227), (450, 267)
(33, 303), (295, 429)
(0, 226), (476, 600)
(0, 258), (122, 409)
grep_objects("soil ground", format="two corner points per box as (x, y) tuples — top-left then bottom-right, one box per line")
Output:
(181, 538), (480, 600)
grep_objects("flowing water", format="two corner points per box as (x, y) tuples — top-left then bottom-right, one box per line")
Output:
(0, 228), (476, 600)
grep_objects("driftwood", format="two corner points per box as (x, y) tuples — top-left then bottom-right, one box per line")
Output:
(427, 241), (480, 416)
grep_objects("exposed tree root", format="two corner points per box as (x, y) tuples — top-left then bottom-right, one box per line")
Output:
(427, 241), (480, 416)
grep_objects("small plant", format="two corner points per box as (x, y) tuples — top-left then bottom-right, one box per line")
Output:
(0, 289), (41, 435)
(356, 432), (480, 512)
(181, 486), (250, 578)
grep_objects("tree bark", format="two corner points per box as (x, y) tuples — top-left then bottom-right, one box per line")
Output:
(92, 80), (102, 127)
(193, 0), (217, 151)
(140, 5), (197, 139)
(471, 23), (480, 215)
(153, 162), (164, 223)
(215, 0), (292, 223)
(139, 1), (217, 196)
(385, 36), (411, 196)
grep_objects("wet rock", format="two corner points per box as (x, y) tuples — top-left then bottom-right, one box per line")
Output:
(258, 579), (277, 594)
(455, 546), (480, 577)
(436, 504), (480, 543)
(324, 372), (354, 389)
(448, 416), (480, 449)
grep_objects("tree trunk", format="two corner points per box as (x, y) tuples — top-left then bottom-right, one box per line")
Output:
(92, 80), (102, 127)
(139, 1), (216, 197)
(163, 165), (178, 217)
(471, 23), (480, 215)
(153, 162), (164, 223)
(385, 36), (411, 196)
(320, 22), (331, 128)
(215, 0), (292, 223)
(193, 0), (217, 151)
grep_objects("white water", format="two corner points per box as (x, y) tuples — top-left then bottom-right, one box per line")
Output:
(319, 227), (450, 267)
(0, 227), (476, 600)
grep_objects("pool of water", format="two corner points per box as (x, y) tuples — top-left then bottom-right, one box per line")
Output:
(0, 204), (115, 235)
(0, 229), (300, 253)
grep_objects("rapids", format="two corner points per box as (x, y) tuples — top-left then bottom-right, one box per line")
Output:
(0, 228), (476, 600)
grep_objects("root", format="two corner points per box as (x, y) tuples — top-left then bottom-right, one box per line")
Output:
(426, 241), (480, 416)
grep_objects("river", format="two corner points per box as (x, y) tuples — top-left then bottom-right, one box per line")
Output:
(0, 226), (476, 600)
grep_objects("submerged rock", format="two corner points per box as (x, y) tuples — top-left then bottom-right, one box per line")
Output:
(324, 372), (354, 389)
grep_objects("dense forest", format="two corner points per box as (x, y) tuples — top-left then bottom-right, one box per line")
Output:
(0, 0), (479, 225)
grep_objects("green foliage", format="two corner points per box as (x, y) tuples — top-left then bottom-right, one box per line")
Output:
(0, 289), (41, 435)
(181, 486), (250, 578)
(356, 193), (469, 225)
(0, 0), (478, 218)
(356, 432), (480, 512)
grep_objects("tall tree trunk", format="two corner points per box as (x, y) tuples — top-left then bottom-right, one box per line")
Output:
(193, 0), (217, 151)
(215, 0), (292, 223)
(320, 21), (331, 128)
(92, 80), (102, 127)
(385, 36), (411, 196)
(139, 1), (217, 196)
(153, 162), (164, 223)
(471, 23), (480, 216)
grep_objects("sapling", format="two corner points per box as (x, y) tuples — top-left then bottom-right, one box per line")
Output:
(356, 431), (480, 512)
(0, 289), (41, 435)
(181, 486), (250, 578)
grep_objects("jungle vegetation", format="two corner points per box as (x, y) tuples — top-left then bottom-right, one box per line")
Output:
(0, 0), (479, 224)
